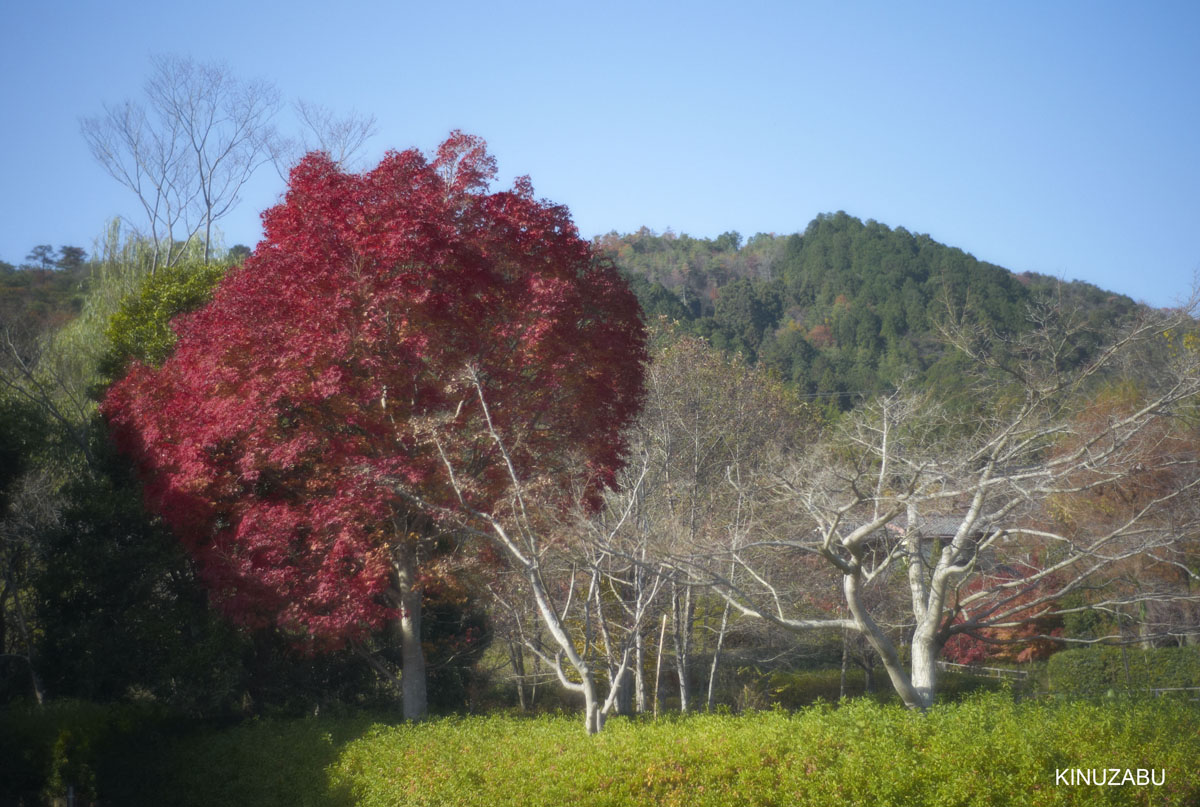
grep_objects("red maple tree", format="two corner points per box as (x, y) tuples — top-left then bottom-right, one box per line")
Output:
(102, 132), (646, 716)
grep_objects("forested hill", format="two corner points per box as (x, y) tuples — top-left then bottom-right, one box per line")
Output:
(2, 216), (1141, 412)
(597, 211), (1141, 408)
(0, 256), (90, 332)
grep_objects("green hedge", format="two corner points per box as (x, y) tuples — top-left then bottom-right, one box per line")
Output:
(1047, 646), (1200, 694)
(67, 696), (1200, 806)
(11, 695), (1200, 806)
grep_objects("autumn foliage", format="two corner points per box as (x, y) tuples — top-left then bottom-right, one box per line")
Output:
(942, 566), (1064, 665)
(102, 132), (646, 649)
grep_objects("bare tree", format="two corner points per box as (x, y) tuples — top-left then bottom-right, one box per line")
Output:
(82, 55), (283, 269)
(692, 301), (1200, 709)
(582, 451), (669, 715)
(411, 369), (656, 733)
(594, 332), (813, 712)
(0, 304), (105, 468)
(284, 100), (378, 170)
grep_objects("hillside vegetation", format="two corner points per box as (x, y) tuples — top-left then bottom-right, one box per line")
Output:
(600, 212), (1141, 408)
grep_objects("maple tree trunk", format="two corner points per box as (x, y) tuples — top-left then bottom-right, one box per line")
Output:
(393, 541), (427, 721)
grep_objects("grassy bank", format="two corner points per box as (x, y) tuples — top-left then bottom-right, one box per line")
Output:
(7, 694), (1199, 806)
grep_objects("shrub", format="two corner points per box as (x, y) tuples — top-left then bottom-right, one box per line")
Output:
(13, 695), (1200, 805)
(1047, 646), (1200, 694)
(74, 694), (1199, 806)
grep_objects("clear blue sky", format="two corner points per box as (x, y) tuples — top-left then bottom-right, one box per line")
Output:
(2, 0), (1197, 306)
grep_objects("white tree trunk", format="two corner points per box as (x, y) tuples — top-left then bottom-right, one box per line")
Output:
(634, 627), (647, 712)
(671, 584), (693, 712)
(844, 570), (928, 709)
(706, 599), (731, 711)
(582, 678), (605, 734)
(908, 632), (940, 709)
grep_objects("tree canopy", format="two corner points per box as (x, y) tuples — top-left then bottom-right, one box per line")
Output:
(102, 132), (646, 654)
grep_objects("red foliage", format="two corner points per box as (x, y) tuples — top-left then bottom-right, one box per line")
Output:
(942, 566), (1063, 665)
(102, 132), (647, 650)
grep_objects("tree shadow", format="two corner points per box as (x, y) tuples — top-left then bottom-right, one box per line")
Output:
(105, 714), (378, 807)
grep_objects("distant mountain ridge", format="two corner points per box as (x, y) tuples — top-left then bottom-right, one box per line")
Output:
(596, 211), (1141, 408)
(2, 214), (1142, 412)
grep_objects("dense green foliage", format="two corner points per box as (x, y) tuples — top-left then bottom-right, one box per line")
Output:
(100, 258), (226, 378)
(8, 695), (1196, 806)
(29, 436), (400, 718)
(1, 239), (436, 718)
(601, 213), (1141, 409)
(32, 443), (246, 710)
(3, 246), (262, 715)
(0, 394), (41, 510)
(1047, 646), (1200, 695)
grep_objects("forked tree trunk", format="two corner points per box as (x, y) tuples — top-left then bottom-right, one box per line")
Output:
(844, 569), (931, 709)
(517, 556), (610, 734)
(582, 678), (604, 734)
